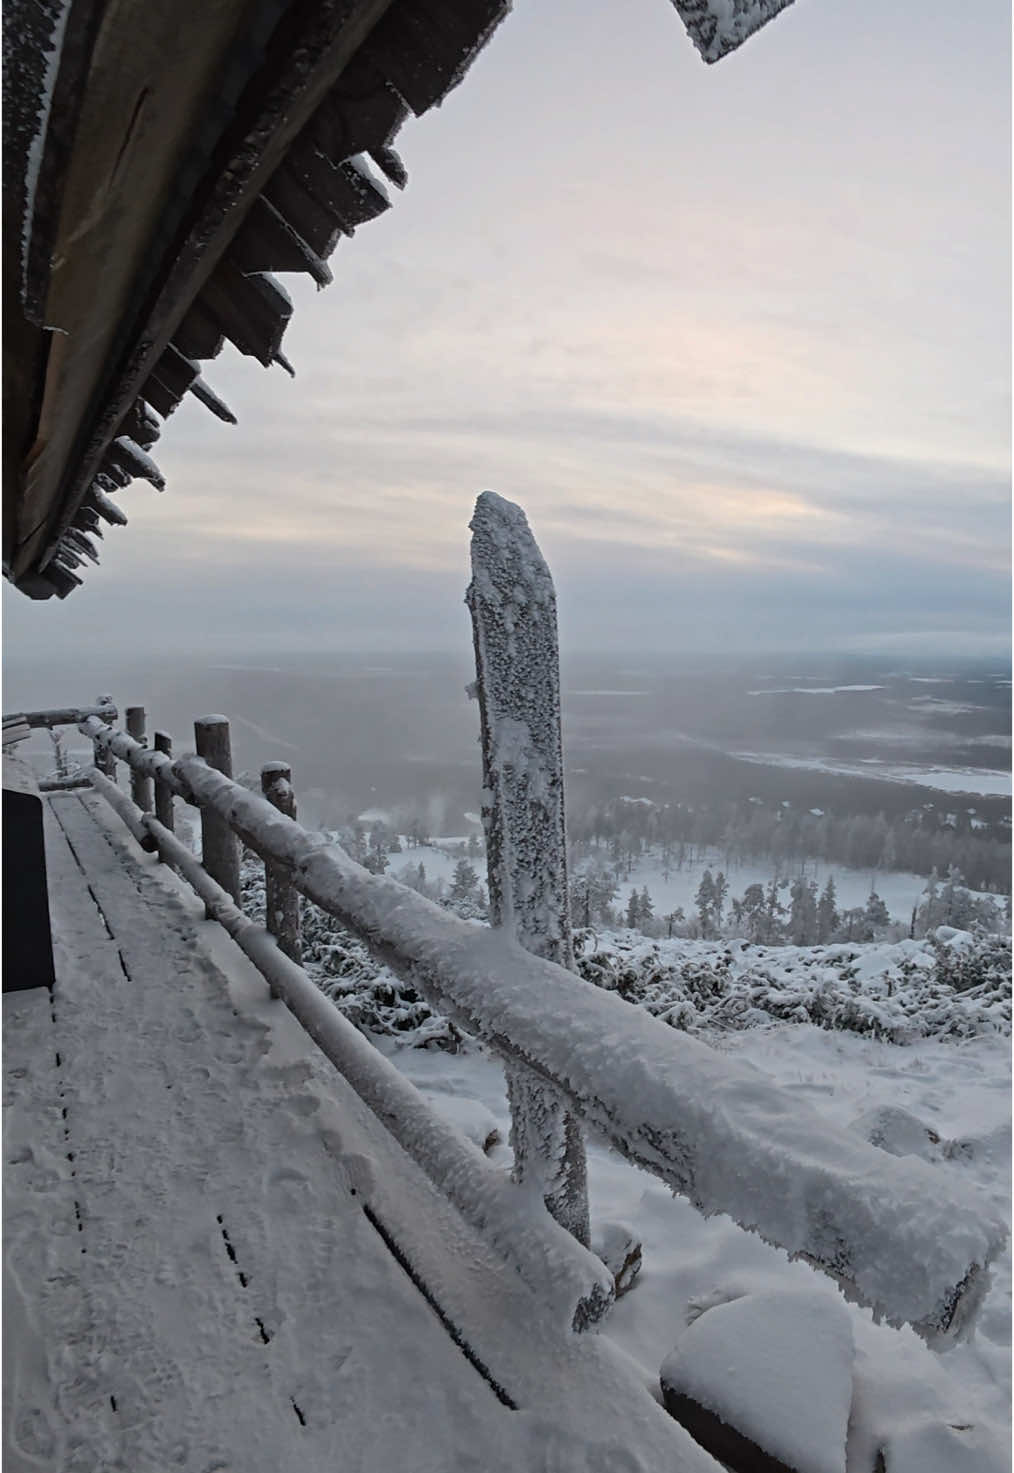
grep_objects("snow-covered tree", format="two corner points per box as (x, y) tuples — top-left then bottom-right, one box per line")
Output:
(817, 876), (839, 943)
(450, 858), (479, 901)
(865, 890), (890, 934)
(789, 877), (818, 946)
(695, 870), (717, 938)
(626, 889), (641, 929)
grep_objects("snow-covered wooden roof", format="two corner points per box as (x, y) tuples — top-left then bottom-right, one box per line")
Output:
(3, 0), (793, 601)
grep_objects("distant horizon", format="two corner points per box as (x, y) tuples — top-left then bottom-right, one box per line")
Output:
(4, 637), (1011, 685)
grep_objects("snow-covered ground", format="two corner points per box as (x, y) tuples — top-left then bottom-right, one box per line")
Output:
(732, 751), (1012, 798)
(396, 1017), (1011, 1471)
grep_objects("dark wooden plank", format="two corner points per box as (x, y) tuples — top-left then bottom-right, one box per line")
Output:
(308, 54), (406, 162)
(286, 143), (390, 231)
(200, 261), (293, 367)
(172, 300), (226, 362)
(117, 399), (161, 451)
(2, 774), (55, 992)
(228, 195), (333, 286)
(262, 167), (345, 260)
(149, 344), (201, 400)
(363, 0), (508, 115)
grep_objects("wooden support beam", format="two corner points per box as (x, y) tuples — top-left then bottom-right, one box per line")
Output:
(153, 730), (175, 836)
(194, 715), (240, 905)
(125, 707), (153, 812)
(261, 763), (301, 962)
(200, 262), (293, 367)
(229, 195), (333, 287)
(172, 300), (226, 362)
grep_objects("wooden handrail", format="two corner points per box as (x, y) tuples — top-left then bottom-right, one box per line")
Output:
(77, 713), (1006, 1343)
(106, 786), (615, 1333)
(3, 701), (118, 729)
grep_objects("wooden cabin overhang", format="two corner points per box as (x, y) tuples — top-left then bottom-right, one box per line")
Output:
(3, 0), (793, 601)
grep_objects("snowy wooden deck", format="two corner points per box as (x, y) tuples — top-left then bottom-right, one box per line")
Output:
(3, 790), (707, 1473)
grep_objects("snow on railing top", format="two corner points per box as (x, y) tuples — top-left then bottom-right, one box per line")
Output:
(5, 699), (117, 729)
(78, 712), (1009, 1342)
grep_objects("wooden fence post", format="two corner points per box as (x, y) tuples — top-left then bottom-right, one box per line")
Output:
(466, 490), (590, 1248)
(93, 693), (116, 777)
(153, 731), (175, 835)
(194, 716), (240, 905)
(261, 763), (301, 962)
(125, 706), (154, 811)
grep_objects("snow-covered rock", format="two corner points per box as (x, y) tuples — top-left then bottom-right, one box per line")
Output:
(660, 1287), (855, 1473)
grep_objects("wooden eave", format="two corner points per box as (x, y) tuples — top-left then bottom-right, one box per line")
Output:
(3, 0), (793, 601)
(4, 0), (508, 597)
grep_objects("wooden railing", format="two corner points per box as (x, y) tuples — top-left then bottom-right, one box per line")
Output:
(14, 494), (1004, 1355)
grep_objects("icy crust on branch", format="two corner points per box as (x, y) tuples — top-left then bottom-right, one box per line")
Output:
(671, 0), (795, 64)
(466, 491), (572, 965)
(84, 736), (1006, 1340)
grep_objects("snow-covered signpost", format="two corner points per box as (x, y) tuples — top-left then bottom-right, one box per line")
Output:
(466, 491), (590, 1247)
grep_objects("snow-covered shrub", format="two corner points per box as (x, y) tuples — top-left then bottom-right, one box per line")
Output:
(574, 931), (1011, 1043)
(239, 853), (463, 1050)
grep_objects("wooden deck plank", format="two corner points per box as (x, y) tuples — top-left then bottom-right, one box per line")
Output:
(7, 793), (526, 1473)
(6, 791), (708, 1472)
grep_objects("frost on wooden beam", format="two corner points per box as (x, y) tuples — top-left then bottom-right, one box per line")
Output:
(106, 436), (165, 491)
(79, 713), (1008, 1343)
(670, 0), (795, 64)
(467, 490), (589, 1246)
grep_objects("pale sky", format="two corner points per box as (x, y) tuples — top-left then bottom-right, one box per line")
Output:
(5, 0), (1011, 661)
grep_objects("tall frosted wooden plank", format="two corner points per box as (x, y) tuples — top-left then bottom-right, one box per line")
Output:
(466, 491), (589, 1246)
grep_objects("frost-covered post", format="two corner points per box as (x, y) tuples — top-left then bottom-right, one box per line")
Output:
(261, 762), (301, 963)
(125, 706), (154, 812)
(466, 490), (590, 1247)
(93, 693), (116, 778)
(153, 731), (175, 835)
(194, 716), (241, 906)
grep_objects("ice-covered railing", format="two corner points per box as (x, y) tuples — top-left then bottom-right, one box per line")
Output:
(68, 487), (1006, 1347)
(73, 713), (1006, 1341)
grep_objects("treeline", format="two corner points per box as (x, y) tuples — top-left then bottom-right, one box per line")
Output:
(568, 794), (1011, 894)
(571, 864), (1009, 947)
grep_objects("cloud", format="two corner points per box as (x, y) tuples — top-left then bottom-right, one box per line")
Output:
(4, 0), (1008, 665)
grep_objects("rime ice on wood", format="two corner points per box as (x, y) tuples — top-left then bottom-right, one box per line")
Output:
(467, 491), (589, 1247)
(92, 693), (116, 778)
(261, 762), (301, 963)
(466, 492), (572, 962)
(125, 707), (153, 812)
(153, 731), (174, 835)
(671, 0), (795, 64)
(194, 715), (240, 905)
(75, 711), (1007, 1340)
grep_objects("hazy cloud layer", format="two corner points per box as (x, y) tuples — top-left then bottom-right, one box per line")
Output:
(5, 0), (1009, 663)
